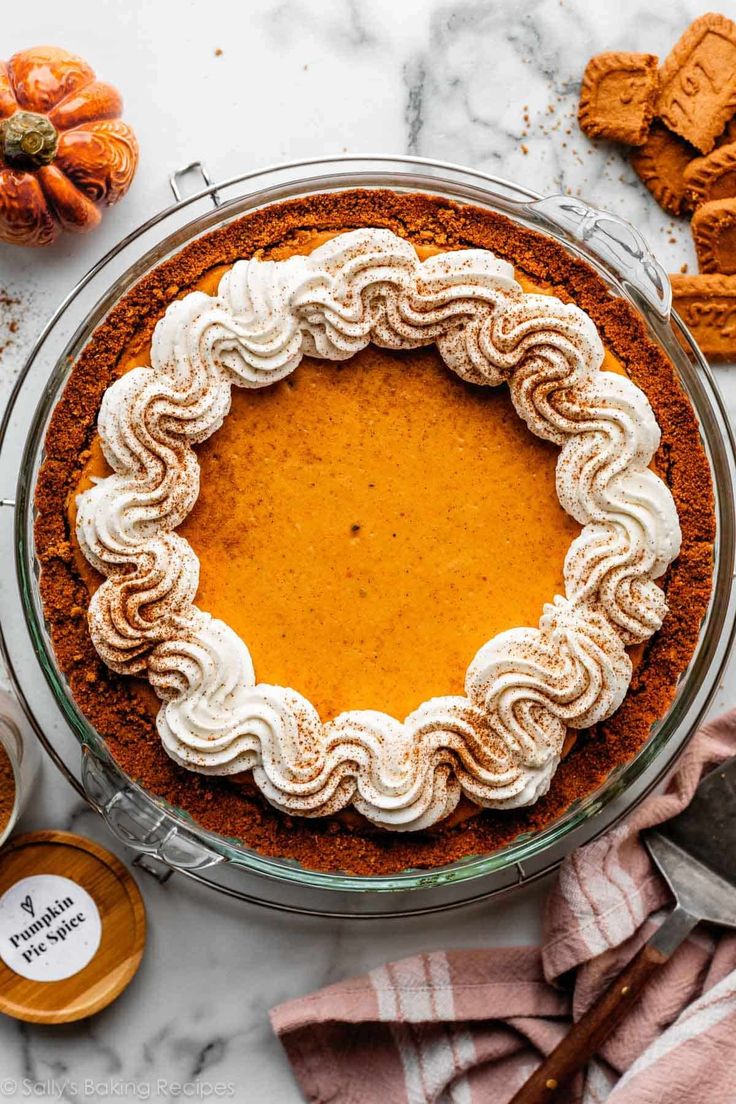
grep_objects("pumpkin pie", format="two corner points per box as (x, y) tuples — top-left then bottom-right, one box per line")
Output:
(35, 189), (714, 874)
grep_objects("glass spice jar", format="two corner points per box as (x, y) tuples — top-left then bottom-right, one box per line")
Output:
(0, 688), (39, 846)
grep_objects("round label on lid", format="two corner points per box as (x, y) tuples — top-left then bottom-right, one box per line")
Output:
(0, 873), (102, 981)
(0, 832), (145, 1021)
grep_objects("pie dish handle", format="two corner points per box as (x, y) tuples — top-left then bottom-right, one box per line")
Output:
(524, 194), (672, 323)
(81, 747), (224, 875)
(169, 159), (222, 206)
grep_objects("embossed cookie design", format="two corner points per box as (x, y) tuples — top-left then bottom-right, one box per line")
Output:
(671, 272), (736, 358)
(692, 198), (736, 273)
(658, 13), (736, 154)
(630, 123), (695, 216)
(684, 142), (736, 208)
(578, 51), (659, 145)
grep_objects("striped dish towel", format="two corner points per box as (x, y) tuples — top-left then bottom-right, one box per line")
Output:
(270, 710), (736, 1103)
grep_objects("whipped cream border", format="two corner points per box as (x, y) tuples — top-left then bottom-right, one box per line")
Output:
(75, 228), (681, 831)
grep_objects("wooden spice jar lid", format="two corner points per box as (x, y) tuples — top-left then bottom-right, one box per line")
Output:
(0, 830), (146, 1022)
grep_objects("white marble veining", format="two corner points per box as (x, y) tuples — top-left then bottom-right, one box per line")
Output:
(1, 0), (735, 1099)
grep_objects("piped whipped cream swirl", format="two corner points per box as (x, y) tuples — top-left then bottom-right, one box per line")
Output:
(75, 228), (681, 831)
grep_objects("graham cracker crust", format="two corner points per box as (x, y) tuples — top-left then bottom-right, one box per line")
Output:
(34, 189), (715, 875)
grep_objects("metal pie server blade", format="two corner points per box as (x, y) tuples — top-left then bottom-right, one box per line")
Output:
(510, 754), (736, 1104)
(644, 753), (736, 952)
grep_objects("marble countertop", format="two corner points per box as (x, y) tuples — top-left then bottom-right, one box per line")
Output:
(1, 1), (735, 1099)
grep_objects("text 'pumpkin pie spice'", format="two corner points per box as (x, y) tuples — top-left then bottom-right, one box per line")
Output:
(658, 13), (736, 154)
(0, 744), (15, 838)
(692, 198), (736, 274)
(578, 52), (659, 145)
(671, 272), (736, 358)
(684, 142), (736, 209)
(630, 123), (695, 217)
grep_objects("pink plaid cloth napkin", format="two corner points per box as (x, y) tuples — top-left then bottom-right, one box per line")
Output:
(270, 710), (736, 1103)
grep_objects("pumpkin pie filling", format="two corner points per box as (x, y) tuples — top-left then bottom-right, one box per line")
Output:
(69, 235), (592, 725)
(36, 190), (715, 874)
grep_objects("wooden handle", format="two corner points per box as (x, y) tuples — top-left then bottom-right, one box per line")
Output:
(508, 942), (667, 1104)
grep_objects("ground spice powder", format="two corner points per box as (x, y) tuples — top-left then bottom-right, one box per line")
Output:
(34, 190), (715, 875)
(0, 743), (16, 838)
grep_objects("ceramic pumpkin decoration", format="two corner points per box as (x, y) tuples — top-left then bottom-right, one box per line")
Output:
(0, 46), (139, 246)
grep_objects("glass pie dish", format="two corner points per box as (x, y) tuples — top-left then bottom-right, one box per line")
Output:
(1, 155), (735, 917)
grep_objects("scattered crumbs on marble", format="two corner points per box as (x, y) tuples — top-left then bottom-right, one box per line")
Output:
(0, 291), (21, 359)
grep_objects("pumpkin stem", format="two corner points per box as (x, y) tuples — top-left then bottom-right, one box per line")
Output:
(1, 111), (58, 170)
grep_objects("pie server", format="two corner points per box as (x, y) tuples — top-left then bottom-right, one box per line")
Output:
(511, 754), (736, 1104)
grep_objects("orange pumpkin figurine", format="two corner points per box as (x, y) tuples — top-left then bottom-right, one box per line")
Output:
(0, 45), (139, 246)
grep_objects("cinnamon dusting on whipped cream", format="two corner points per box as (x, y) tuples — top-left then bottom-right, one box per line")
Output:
(73, 226), (679, 830)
